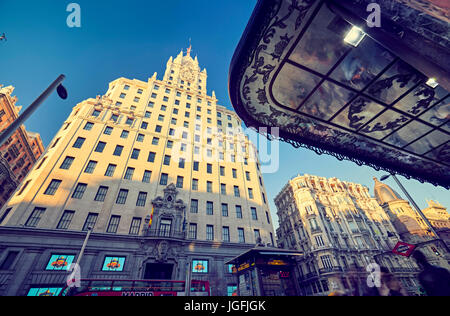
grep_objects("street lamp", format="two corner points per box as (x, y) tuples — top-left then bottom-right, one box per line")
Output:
(0, 74), (68, 147)
(379, 174), (439, 239)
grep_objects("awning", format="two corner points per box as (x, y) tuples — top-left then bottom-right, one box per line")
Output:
(228, 0), (450, 188)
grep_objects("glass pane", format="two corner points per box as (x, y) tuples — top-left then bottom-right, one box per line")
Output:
(366, 60), (424, 104)
(331, 38), (394, 90)
(404, 130), (448, 155)
(384, 121), (433, 147)
(289, 6), (348, 75)
(393, 84), (448, 116)
(272, 63), (322, 110)
(359, 110), (410, 139)
(299, 80), (355, 120)
(425, 142), (450, 164)
(331, 97), (385, 130)
(419, 97), (449, 127)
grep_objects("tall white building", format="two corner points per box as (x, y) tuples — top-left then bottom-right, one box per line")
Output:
(0, 49), (275, 296)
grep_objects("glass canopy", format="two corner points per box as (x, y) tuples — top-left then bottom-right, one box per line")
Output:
(229, 0), (449, 188)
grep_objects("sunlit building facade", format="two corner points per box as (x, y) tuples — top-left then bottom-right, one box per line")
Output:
(0, 49), (275, 296)
(374, 178), (450, 269)
(276, 174), (421, 296)
(0, 85), (45, 210)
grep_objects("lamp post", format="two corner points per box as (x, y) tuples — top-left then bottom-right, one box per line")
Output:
(0, 74), (67, 147)
(379, 174), (440, 239)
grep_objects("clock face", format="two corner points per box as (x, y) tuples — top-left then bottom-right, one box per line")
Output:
(181, 68), (195, 82)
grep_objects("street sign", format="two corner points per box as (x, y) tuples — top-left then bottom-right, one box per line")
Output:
(392, 241), (416, 257)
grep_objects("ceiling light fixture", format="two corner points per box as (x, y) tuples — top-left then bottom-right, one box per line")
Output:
(344, 26), (366, 47)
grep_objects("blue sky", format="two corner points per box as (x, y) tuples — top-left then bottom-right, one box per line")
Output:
(1, 0), (448, 228)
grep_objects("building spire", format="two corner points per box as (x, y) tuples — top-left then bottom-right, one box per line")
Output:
(186, 38), (192, 56)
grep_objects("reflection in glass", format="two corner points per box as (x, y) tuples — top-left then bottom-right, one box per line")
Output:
(393, 85), (448, 116)
(299, 80), (355, 120)
(405, 130), (448, 155)
(359, 110), (410, 139)
(289, 6), (348, 75)
(384, 121), (433, 147)
(419, 97), (449, 127)
(331, 38), (394, 91)
(332, 97), (384, 130)
(366, 60), (424, 104)
(272, 63), (322, 109)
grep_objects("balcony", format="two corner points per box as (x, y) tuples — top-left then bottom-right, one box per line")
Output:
(310, 227), (322, 234)
(145, 229), (186, 239)
(318, 267), (343, 275)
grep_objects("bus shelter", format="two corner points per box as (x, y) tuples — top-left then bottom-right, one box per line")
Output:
(226, 247), (303, 296)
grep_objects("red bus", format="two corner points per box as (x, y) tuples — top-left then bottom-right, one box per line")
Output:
(59, 279), (210, 296)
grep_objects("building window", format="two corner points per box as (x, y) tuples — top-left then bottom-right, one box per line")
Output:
(94, 186), (109, 202)
(187, 200), (198, 215)
(105, 164), (116, 177)
(92, 109), (101, 117)
(0, 251), (19, 270)
(113, 145), (124, 156)
(251, 208), (258, 220)
(121, 130), (129, 139)
(234, 186), (240, 197)
(60, 156), (75, 170)
(160, 173), (168, 185)
(206, 225), (214, 241)
(236, 205), (243, 219)
(238, 228), (245, 243)
(84, 160), (97, 174)
(148, 152), (156, 163)
(206, 201), (214, 215)
(25, 207), (46, 227)
(245, 172), (251, 181)
(0, 208), (12, 225)
(192, 179), (198, 191)
(222, 204), (229, 217)
(136, 192), (147, 207)
(221, 184), (227, 195)
(159, 219), (172, 237)
(192, 260), (208, 274)
(176, 176), (184, 188)
(206, 181), (212, 193)
(83, 122), (94, 130)
(102, 256), (126, 272)
(124, 167), (135, 180)
(95, 141), (106, 153)
(137, 134), (145, 142)
(189, 224), (197, 239)
(72, 183), (87, 199)
(248, 188), (254, 199)
(110, 114), (119, 122)
(141, 122), (148, 130)
(142, 170), (152, 183)
(131, 148), (140, 159)
(163, 155), (171, 166)
(266, 212), (271, 224)
(83, 213), (98, 231)
(178, 158), (185, 169)
(207, 164), (212, 174)
(116, 189), (129, 204)
(126, 117), (134, 125)
(129, 218), (142, 235)
(152, 137), (160, 145)
(72, 137), (85, 149)
(107, 216), (121, 233)
(222, 227), (230, 242)
(104, 126), (113, 135)
(193, 161), (199, 171)
(254, 229), (261, 243)
(44, 180), (62, 196)
(45, 254), (75, 271)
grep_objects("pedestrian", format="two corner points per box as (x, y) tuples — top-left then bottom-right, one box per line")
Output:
(412, 250), (450, 296)
(363, 267), (407, 296)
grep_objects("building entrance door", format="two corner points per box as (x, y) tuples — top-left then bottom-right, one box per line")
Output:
(144, 263), (174, 280)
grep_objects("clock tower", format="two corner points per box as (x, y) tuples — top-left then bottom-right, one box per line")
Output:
(163, 47), (208, 95)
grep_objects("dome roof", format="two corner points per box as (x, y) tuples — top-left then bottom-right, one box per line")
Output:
(373, 177), (403, 204)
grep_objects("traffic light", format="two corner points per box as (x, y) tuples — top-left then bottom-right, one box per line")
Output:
(431, 246), (440, 256)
